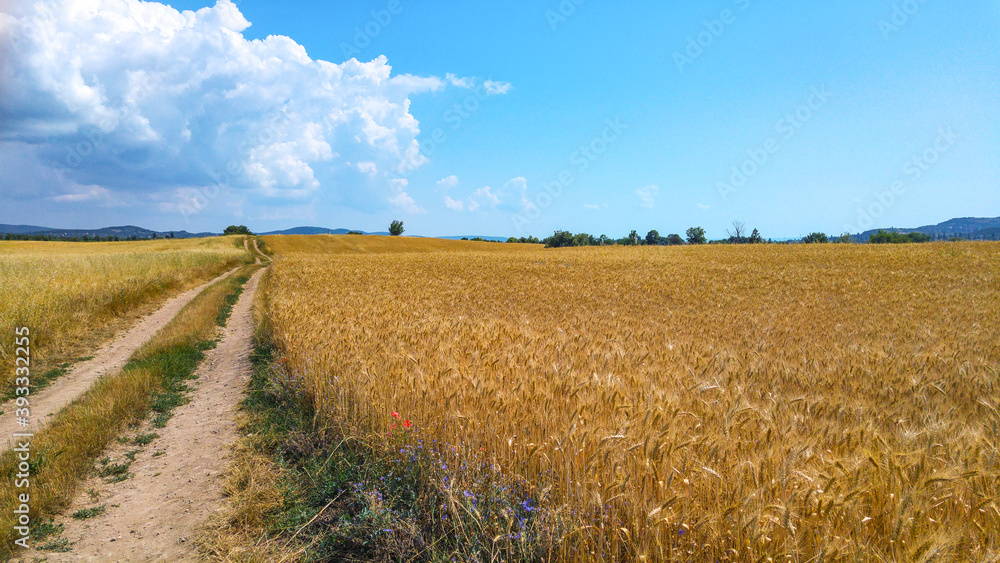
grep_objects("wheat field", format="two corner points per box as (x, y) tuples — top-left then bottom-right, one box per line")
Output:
(262, 236), (1000, 561)
(0, 237), (248, 390)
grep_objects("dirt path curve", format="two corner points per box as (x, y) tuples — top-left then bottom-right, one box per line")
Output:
(252, 238), (264, 264)
(0, 266), (241, 449)
(38, 266), (266, 562)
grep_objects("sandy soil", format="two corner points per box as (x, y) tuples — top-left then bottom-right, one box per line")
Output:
(0, 266), (241, 450)
(26, 266), (265, 562)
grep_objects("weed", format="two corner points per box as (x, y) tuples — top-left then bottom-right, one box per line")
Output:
(71, 505), (106, 520)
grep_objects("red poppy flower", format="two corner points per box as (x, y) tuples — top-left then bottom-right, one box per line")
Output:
(391, 411), (400, 419)
(403, 420), (413, 428)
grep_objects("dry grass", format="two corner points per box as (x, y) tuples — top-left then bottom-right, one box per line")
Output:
(258, 235), (1000, 561)
(0, 263), (261, 556)
(0, 237), (249, 392)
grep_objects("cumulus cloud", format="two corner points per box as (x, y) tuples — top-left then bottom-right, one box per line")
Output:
(443, 195), (464, 211)
(0, 0), (500, 218)
(636, 185), (659, 208)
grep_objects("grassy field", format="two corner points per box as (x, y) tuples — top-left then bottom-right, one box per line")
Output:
(251, 235), (999, 561)
(0, 237), (249, 392)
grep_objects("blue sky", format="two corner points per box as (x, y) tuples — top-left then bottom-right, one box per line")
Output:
(1, 0), (997, 239)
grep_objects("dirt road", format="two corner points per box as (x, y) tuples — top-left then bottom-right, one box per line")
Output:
(29, 266), (266, 561)
(0, 266), (241, 448)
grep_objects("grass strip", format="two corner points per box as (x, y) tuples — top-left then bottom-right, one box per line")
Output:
(0, 265), (259, 557)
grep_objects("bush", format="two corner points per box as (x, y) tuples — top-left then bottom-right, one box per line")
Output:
(389, 221), (404, 236)
(224, 225), (253, 235)
(869, 230), (931, 244)
(803, 232), (829, 244)
(543, 231), (575, 248)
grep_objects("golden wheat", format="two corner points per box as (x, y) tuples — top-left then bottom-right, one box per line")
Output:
(263, 235), (1000, 561)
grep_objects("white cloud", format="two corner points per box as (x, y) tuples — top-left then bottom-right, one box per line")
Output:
(435, 175), (459, 191)
(466, 186), (500, 212)
(52, 185), (114, 204)
(444, 176), (525, 213)
(387, 178), (424, 214)
(697, 202), (710, 210)
(636, 185), (659, 208)
(445, 73), (474, 88)
(583, 203), (600, 210)
(0, 0), (500, 217)
(483, 80), (512, 95)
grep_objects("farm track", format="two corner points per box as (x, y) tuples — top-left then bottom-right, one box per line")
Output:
(23, 266), (266, 561)
(0, 266), (241, 451)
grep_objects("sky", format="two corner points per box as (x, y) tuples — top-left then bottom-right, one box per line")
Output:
(1, 0), (998, 239)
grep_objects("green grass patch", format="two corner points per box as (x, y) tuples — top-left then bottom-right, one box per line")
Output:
(216, 275), (249, 326)
(70, 505), (106, 520)
(34, 519), (71, 552)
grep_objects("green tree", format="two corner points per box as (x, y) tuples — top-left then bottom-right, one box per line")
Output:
(224, 225), (252, 235)
(645, 230), (660, 246)
(666, 233), (684, 245)
(803, 232), (829, 244)
(748, 228), (763, 244)
(389, 220), (404, 236)
(685, 226), (707, 245)
(544, 230), (574, 248)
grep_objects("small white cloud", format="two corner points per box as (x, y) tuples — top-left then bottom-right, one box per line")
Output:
(436, 175), (459, 191)
(483, 80), (512, 95)
(467, 185), (500, 212)
(697, 202), (710, 210)
(357, 161), (378, 175)
(636, 185), (659, 208)
(388, 178), (424, 214)
(446, 73), (475, 88)
(445, 177), (523, 212)
(583, 204), (600, 210)
(52, 185), (113, 204)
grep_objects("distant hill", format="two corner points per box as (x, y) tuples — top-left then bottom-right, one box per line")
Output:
(0, 224), (215, 239)
(0, 224), (54, 234)
(853, 216), (1000, 242)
